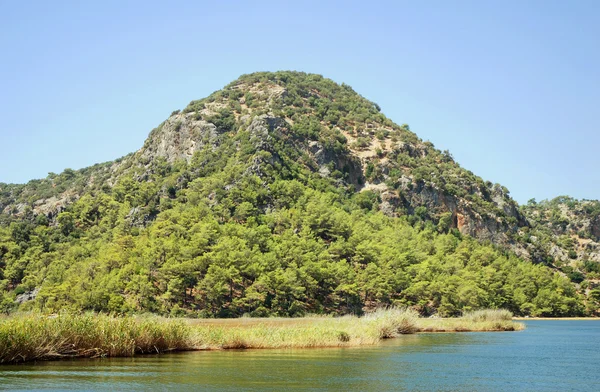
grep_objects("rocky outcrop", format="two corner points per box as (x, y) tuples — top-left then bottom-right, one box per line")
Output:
(384, 178), (522, 244)
(308, 140), (363, 188)
(2, 193), (75, 222)
(591, 217), (600, 240)
(15, 288), (39, 304)
(32, 192), (77, 220)
(522, 198), (600, 265)
(139, 113), (219, 163)
(243, 115), (286, 179)
(246, 115), (286, 148)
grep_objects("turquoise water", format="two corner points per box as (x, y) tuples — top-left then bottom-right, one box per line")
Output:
(1, 321), (599, 391)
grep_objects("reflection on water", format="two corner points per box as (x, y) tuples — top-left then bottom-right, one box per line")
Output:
(1, 321), (599, 391)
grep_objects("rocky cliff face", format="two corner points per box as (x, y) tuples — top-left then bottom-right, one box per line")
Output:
(140, 114), (219, 164)
(522, 198), (600, 264)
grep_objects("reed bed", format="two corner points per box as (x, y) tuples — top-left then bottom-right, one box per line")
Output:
(462, 309), (514, 322)
(0, 313), (192, 364)
(417, 309), (524, 332)
(192, 308), (420, 349)
(0, 308), (524, 364)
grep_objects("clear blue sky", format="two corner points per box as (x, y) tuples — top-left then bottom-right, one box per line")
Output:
(1, 1), (598, 204)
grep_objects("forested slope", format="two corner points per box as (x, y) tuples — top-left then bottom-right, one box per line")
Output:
(0, 71), (593, 316)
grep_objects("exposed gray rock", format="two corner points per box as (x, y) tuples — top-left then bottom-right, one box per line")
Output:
(592, 217), (600, 240)
(126, 206), (155, 227)
(139, 113), (218, 163)
(15, 287), (39, 304)
(243, 115), (287, 179)
(379, 191), (401, 217)
(246, 115), (285, 147)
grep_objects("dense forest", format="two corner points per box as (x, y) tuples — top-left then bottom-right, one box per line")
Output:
(0, 71), (596, 317)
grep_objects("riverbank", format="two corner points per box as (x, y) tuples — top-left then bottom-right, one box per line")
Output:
(0, 309), (524, 364)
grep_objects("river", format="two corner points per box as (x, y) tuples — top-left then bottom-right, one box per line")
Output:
(1, 321), (599, 391)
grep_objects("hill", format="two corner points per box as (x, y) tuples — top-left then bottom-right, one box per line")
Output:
(0, 71), (593, 316)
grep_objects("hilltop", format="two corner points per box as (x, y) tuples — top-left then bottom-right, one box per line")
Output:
(0, 71), (595, 316)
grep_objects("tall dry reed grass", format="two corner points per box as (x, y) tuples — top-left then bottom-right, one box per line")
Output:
(0, 308), (523, 364)
(0, 313), (191, 364)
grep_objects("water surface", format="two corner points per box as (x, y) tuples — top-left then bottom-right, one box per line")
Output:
(1, 321), (599, 391)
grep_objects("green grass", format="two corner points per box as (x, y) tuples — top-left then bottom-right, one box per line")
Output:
(0, 309), (524, 364)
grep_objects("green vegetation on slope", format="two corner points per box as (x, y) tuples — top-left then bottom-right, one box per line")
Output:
(0, 162), (582, 317)
(520, 197), (600, 313)
(0, 71), (590, 317)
